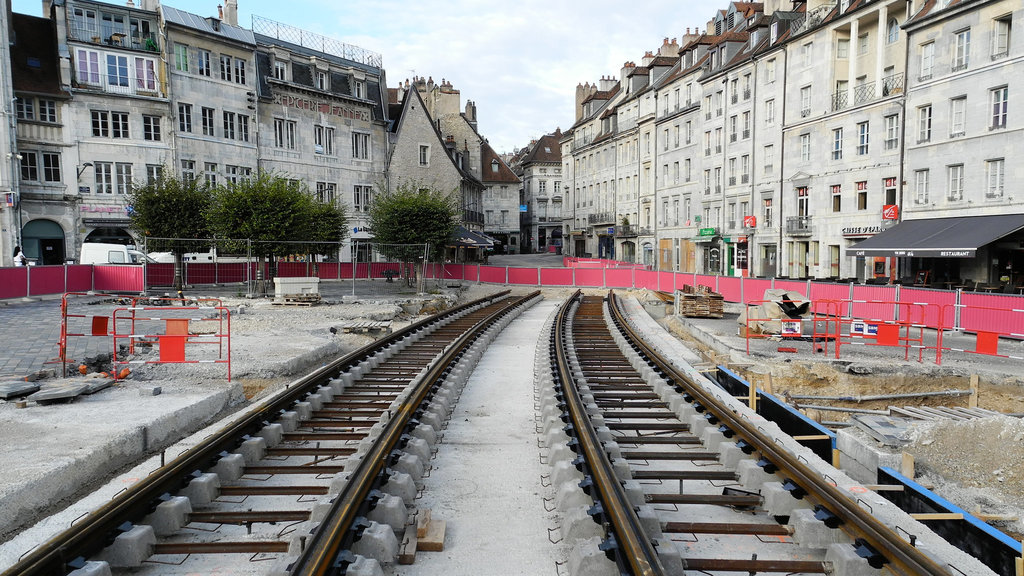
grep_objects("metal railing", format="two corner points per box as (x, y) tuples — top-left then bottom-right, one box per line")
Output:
(786, 215), (813, 235)
(252, 15), (383, 67)
(587, 212), (615, 225)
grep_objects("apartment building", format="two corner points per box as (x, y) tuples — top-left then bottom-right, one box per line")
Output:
(516, 130), (563, 253)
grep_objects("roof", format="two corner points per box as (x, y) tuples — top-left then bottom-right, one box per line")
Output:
(162, 6), (255, 45)
(480, 142), (520, 184)
(522, 130), (562, 165)
(851, 215), (1024, 258)
(391, 88), (484, 188)
(10, 13), (67, 97)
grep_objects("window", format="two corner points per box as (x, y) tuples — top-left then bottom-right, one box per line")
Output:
(685, 121), (692, 144)
(800, 134), (811, 161)
(181, 159), (195, 182)
(764, 144), (774, 176)
(143, 115), (160, 141)
(856, 181), (868, 209)
(19, 152), (38, 181)
(673, 125), (679, 147)
(920, 42), (934, 79)
(887, 18), (899, 44)
(111, 111), (128, 138)
(39, 152), (60, 182)
(174, 43), (189, 72)
(201, 107), (215, 136)
(947, 164), (964, 201)
(222, 111), (235, 140)
(858, 33), (869, 55)
(354, 185), (373, 212)
(741, 155), (749, 183)
(884, 114), (899, 150)
(742, 111), (750, 138)
(316, 70), (328, 90)
(225, 165), (250, 185)
(204, 162), (217, 186)
(762, 198), (773, 228)
(76, 49), (100, 84)
(352, 132), (370, 160)
(800, 86), (811, 117)
(857, 121), (869, 155)
(684, 158), (691, 181)
(832, 184), (842, 212)
(354, 80), (365, 99)
(95, 162), (113, 193)
(16, 97), (34, 120)
(765, 99), (775, 125)
(953, 29), (971, 71)
(178, 103), (192, 133)
(106, 54), (129, 87)
(38, 100), (56, 123)
(766, 57), (776, 82)
(673, 161), (680, 184)
(134, 57), (156, 91)
(832, 128), (843, 160)
(91, 110), (108, 137)
(918, 105), (932, 142)
(233, 58), (246, 84)
(314, 125), (334, 155)
(273, 61), (288, 81)
(837, 38), (849, 59)
(797, 187), (809, 217)
(316, 182), (337, 204)
(238, 114), (249, 142)
(491, 159), (499, 173)
(146, 164), (161, 184)
(993, 16), (1011, 59)
(274, 118), (296, 149)
(198, 49), (211, 77)
(220, 54), (231, 81)
(802, 42), (813, 65)
(115, 163), (132, 194)
(986, 159), (1005, 198)
(663, 128), (669, 151)
(950, 97), (966, 136)
(991, 86), (1008, 129)
(419, 144), (430, 166)
(914, 169), (929, 204)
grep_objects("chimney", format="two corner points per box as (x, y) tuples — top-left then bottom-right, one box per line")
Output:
(223, 0), (238, 26)
(465, 100), (477, 129)
(598, 75), (616, 91)
(218, 4), (223, 19)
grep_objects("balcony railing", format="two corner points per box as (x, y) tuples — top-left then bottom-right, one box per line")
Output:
(854, 82), (875, 106)
(786, 215), (813, 235)
(463, 209), (484, 225)
(728, 176), (737, 186)
(729, 133), (737, 142)
(832, 90), (849, 112)
(881, 73), (904, 97)
(615, 225), (639, 238)
(587, 212), (615, 225)
(69, 24), (159, 52)
(742, 129), (750, 139)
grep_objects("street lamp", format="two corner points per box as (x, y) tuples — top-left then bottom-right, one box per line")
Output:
(77, 162), (93, 178)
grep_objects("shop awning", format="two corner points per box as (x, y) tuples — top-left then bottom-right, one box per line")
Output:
(449, 225), (494, 248)
(850, 215), (1024, 258)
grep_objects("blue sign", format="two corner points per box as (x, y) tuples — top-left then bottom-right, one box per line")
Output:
(519, 205), (528, 212)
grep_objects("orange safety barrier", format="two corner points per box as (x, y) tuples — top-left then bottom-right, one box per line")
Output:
(742, 299), (817, 355)
(123, 296), (223, 355)
(54, 292), (127, 376)
(111, 303), (232, 381)
(812, 299), (946, 363)
(941, 301), (1024, 364)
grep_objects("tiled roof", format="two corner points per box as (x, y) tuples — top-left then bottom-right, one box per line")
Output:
(480, 142), (521, 184)
(648, 55), (677, 67)
(11, 13), (66, 97)
(522, 130), (562, 165)
(162, 5), (255, 45)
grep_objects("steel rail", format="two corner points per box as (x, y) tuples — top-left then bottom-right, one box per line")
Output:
(2, 290), (513, 576)
(606, 291), (951, 576)
(289, 291), (540, 575)
(551, 290), (663, 576)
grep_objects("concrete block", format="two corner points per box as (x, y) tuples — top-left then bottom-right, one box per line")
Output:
(761, 481), (812, 517)
(655, 538), (685, 576)
(236, 437), (267, 464)
(294, 401), (312, 421)
(350, 520), (399, 565)
(418, 410), (443, 433)
(277, 411), (297, 433)
(552, 460), (584, 487)
(700, 427), (728, 451)
(410, 423), (436, 447)
(602, 440), (622, 460)
(258, 423), (284, 447)
(327, 378), (345, 395)
(341, 555), (385, 576)
(95, 525), (155, 567)
(311, 495), (337, 523)
(790, 508), (850, 548)
(181, 473), (220, 507)
(330, 471), (352, 492)
(139, 386), (161, 396)
(567, 536), (618, 576)
(717, 443), (746, 469)
(836, 429), (902, 485)
(143, 496), (191, 536)
(611, 457), (632, 482)
(556, 479), (593, 512)
(367, 493), (408, 533)
(735, 458), (776, 490)
(561, 504), (604, 542)
(67, 561), (111, 576)
(402, 437), (431, 463)
(622, 480), (646, 508)
(391, 453), (424, 485)
(382, 471), (417, 505)
(212, 453), (246, 482)
(636, 505), (663, 539)
(825, 542), (885, 576)
(305, 393), (324, 411)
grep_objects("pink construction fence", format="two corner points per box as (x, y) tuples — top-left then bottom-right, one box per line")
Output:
(3, 257), (1022, 335)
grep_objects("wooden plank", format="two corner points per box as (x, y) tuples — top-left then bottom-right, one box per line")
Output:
(417, 519), (446, 552)
(969, 374), (979, 409)
(398, 529), (418, 564)
(416, 509), (431, 538)
(911, 513), (964, 521)
(901, 452), (915, 479)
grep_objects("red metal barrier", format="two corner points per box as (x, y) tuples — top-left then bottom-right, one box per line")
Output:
(944, 298), (1024, 363)
(540, 268), (573, 286)
(56, 292), (124, 376)
(605, 268), (633, 288)
(93, 264), (144, 293)
(508, 267), (539, 285)
(717, 276), (742, 302)
(817, 299), (943, 363)
(0, 267), (28, 299)
(479, 266), (506, 284)
(575, 268), (604, 287)
(111, 303), (231, 381)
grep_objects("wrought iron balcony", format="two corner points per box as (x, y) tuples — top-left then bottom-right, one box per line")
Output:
(615, 225), (639, 238)
(786, 215), (813, 236)
(832, 90), (849, 112)
(587, 212), (615, 225)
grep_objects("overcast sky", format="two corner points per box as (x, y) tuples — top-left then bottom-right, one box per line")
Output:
(13, 0), (724, 153)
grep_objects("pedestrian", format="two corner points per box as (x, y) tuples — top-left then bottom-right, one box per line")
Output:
(12, 245), (26, 266)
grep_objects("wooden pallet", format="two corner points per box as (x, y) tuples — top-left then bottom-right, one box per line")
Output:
(337, 320), (393, 335)
(272, 294), (322, 306)
(677, 293), (724, 318)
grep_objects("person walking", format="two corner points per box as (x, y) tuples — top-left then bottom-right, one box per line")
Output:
(12, 246), (27, 266)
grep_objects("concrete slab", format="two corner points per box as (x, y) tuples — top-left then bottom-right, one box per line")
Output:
(0, 381), (40, 399)
(25, 382), (89, 404)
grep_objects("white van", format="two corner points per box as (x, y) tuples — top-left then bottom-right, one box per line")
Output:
(80, 242), (150, 264)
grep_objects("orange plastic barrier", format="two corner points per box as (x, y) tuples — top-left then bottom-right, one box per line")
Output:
(111, 303), (232, 381)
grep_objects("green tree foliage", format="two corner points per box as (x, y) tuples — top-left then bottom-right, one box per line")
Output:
(369, 182), (459, 262)
(205, 174), (347, 259)
(127, 171), (211, 252)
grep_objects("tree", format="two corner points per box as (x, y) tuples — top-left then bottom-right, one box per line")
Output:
(369, 182), (460, 261)
(206, 174), (348, 293)
(126, 172), (212, 291)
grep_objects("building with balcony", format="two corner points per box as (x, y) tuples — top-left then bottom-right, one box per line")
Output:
(515, 130), (563, 254)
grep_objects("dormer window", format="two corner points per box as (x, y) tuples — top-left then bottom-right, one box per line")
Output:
(770, 22), (778, 44)
(491, 159), (499, 173)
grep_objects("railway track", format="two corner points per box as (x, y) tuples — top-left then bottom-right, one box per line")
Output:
(542, 290), (965, 576)
(3, 289), (540, 576)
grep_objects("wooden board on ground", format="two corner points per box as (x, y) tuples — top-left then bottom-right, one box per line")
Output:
(416, 509), (431, 538)
(336, 320), (393, 335)
(417, 518), (446, 552)
(398, 527), (418, 564)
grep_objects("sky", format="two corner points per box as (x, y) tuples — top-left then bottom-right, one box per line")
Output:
(12, 0), (724, 153)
